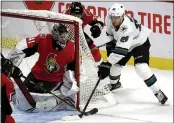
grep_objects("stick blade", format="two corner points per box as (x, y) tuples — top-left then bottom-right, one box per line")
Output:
(83, 108), (98, 116)
(62, 115), (80, 121)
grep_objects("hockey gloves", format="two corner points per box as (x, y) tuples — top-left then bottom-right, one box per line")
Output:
(1, 57), (23, 78)
(90, 25), (101, 38)
(1, 57), (14, 76)
(11, 66), (23, 79)
(98, 61), (112, 80)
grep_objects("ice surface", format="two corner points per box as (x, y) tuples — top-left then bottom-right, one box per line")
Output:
(2, 50), (173, 122)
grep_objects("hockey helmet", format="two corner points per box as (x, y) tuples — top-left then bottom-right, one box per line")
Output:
(69, 2), (83, 18)
(51, 24), (68, 50)
(109, 3), (125, 17)
(108, 3), (125, 27)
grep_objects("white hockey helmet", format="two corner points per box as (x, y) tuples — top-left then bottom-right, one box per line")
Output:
(109, 3), (125, 17)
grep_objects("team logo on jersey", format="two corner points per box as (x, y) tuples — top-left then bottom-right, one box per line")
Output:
(112, 8), (116, 11)
(120, 25), (128, 33)
(45, 53), (60, 74)
(23, 0), (55, 11)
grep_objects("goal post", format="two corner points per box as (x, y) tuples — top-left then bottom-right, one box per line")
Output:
(1, 9), (116, 110)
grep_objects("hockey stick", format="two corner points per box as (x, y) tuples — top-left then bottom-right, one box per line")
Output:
(21, 75), (98, 117)
(96, 43), (107, 48)
(1, 53), (36, 107)
(84, 32), (113, 49)
(96, 39), (117, 49)
(62, 75), (102, 120)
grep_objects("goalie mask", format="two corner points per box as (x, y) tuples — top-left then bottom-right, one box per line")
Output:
(52, 24), (68, 50)
(69, 2), (83, 19)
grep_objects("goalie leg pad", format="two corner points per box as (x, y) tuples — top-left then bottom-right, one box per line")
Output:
(15, 86), (34, 112)
(61, 70), (79, 97)
(15, 85), (76, 112)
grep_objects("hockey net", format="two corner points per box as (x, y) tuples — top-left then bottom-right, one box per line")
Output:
(1, 9), (116, 110)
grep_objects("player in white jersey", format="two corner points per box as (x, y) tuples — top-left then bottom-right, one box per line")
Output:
(98, 3), (168, 105)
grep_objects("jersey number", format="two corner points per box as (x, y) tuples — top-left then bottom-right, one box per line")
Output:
(120, 36), (129, 42)
(127, 15), (141, 31)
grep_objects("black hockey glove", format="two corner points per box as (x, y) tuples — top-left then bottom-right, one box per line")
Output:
(98, 61), (112, 80)
(11, 66), (23, 79)
(1, 57), (13, 76)
(90, 25), (101, 38)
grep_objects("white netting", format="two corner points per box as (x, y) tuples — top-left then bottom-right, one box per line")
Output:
(1, 9), (116, 110)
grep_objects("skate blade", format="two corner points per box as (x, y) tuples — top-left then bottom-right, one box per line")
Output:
(111, 86), (123, 93)
(161, 100), (170, 106)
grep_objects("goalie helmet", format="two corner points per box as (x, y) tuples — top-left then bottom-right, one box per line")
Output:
(51, 24), (68, 50)
(69, 2), (83, 19)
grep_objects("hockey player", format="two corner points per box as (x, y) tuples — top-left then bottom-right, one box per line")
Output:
(6, 23), (79, 112)
(98, 3), (168, 105)
(1, 56), (16, 123)
(63, 2), (103, 63)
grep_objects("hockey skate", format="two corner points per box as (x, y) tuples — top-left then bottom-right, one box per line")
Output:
(109, 81), (122, 91)
(155, 89), (168, 105)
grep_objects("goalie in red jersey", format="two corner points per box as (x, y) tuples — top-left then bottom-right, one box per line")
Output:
(63, 2), (104, 63)
(6, 24), (79, 112)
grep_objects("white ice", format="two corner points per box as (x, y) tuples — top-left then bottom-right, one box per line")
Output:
(48, 65), (173, 123)
(2, 50), (173, 122)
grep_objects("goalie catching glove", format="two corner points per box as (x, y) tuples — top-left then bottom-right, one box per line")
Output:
(60, 70), (79, 97)
(98, 61), (112, 80)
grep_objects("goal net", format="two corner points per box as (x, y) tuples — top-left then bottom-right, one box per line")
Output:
(1, 9), (116, 110)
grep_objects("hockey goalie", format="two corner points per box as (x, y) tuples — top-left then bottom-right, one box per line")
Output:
(5, 23), (79, 112)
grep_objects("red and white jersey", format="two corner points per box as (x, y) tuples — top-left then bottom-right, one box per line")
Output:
(63, 9), (103, 63)
(9, 34), (75, 83)
(63, 9), (102, 29)
(1, 73), (14, 100)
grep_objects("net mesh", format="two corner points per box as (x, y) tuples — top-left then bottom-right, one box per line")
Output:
(1, 9), (116, 110)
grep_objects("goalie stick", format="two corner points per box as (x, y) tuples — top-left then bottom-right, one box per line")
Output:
(21, 75), (98, 117)
(62, 75), (102, 120)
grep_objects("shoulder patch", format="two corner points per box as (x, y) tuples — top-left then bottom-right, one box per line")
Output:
(120, 25), (128, 33)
